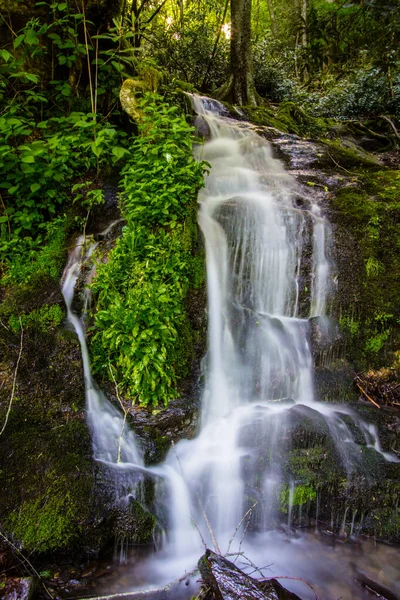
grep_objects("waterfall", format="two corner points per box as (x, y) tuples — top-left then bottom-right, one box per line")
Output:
(61, 95), (399, 593)
(154, 95), (398, 569)
(61, 231), (144, 470)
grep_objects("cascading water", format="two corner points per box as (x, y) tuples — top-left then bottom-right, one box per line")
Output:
(62, 96), (398, 599)
(61, 230), (144, 471)
(147, 96), (398, 583)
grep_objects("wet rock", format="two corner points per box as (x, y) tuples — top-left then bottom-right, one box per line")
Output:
(125, 393), (201, 464)
(309, 316), (342, 362)
(2, 577), (36, 600)
(198, 549), (301, 600)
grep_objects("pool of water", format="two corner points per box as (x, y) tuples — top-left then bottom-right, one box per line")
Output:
(68, 530), (400, 600)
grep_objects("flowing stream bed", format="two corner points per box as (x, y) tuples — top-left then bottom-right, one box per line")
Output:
(60, 95), (399, 600)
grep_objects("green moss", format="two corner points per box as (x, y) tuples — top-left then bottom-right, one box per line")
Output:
(1, 419), (94, 554)
(245, 105), (290, 132)
(332, 186), (375, 224)
(8, 303), (64, 333)
(244, 102), (334, 137)
(320, 138), (381, 169)
(333, 169), (400, 369)
(9, 492), (80, 553)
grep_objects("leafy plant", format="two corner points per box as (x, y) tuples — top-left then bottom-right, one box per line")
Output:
(90, 94), (206, 407)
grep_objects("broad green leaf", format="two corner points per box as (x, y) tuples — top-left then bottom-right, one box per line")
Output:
(25, 29), (38, 45)
(14, 34), (25, 49)
(112, 146), (128, 160)
(25, 73), (40, 83)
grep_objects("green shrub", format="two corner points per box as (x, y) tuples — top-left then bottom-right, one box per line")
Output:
(90, 94), (206, 407)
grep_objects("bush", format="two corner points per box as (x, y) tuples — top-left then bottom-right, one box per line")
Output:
(296, 66), (400, 119)
(90, 94), (206, 407)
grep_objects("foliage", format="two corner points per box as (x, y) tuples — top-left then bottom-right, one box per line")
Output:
(280, 484), (317, 511)
(9, 303), (64, 333)
(0, 7), (131, 280)
(252, 37), (296, 102)
(0, 110), (125, 254)
(90, 94), (206, 406)
(2, 216), (67, 284)
(144, 1), (230, 90)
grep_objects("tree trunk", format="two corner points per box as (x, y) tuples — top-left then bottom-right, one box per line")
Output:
(266, 0), (277, 37)
(216, 0), (257, 105)
(230, 0), (257, 105)
(300, 0), (307, 48)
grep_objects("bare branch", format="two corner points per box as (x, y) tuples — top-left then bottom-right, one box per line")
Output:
(108, 361), (130, 462)
(227, 501), (257, 554)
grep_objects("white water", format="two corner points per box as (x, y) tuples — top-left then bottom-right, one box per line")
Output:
(61, 232), (143, 470)
(61, 96), (398, 597)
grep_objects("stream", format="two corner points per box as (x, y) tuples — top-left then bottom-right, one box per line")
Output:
(60, 95), (399, 600)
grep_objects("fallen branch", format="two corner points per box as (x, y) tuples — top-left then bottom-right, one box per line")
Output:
(327, 151), (359, 175)
(355, 381), (381, 409)
(0, 319), (23, 437)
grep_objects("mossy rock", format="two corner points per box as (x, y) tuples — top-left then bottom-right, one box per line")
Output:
(330, 168), (400, 370)
(113, 499), (156, 545)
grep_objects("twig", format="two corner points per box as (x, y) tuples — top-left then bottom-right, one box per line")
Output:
(259, 575), (321, 600)
(247, 564), (273, 576)
(355, 381), (381, 409)
(196, 492), (221, 554)
(227, 501), (257, 554)
(108, 362), (129, 463)
(0, 319), (23, 437)
(0, 11), (17, 37)
(239, 555), (269, 579)
(326, 151), (358, 175)
(0, 531), (54, 599)
(0, 317), (9, 331)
